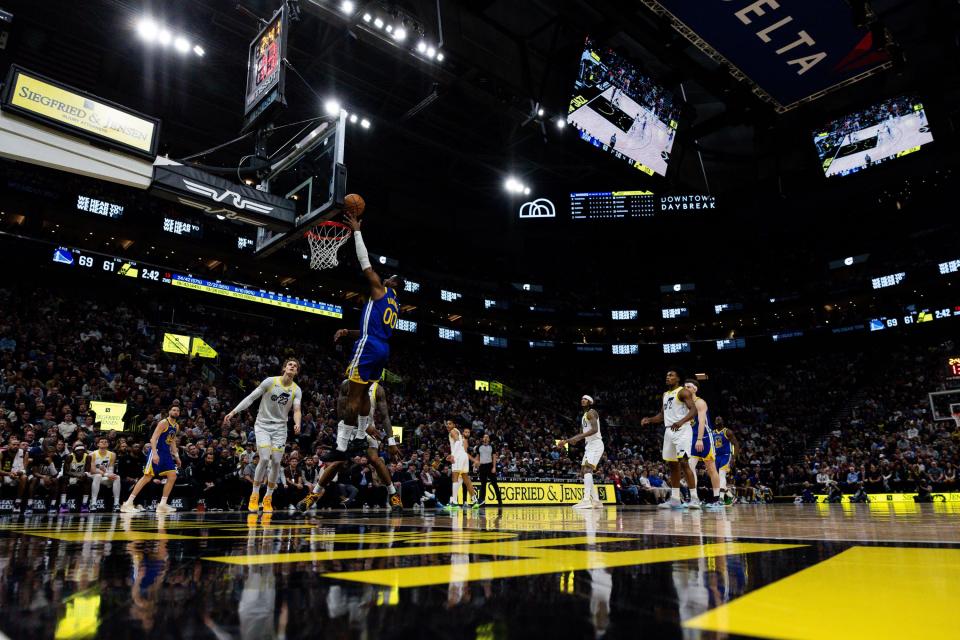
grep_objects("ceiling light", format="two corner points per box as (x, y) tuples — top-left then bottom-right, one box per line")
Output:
(426, 46), (436, 58)
(174, 36), (190, 53)
(524, 187), (531, 195)
(349, 114), (358, 123)
(324, 99), (341, 116)
(340, 1), (355, 15)
(416, 41), (427, 53)
(556, 118), (566, 129)
(436, 51), (444, 61)
(157, 29), (172, 46)
(385, 24), (393, 33)
(193, 45), (205, 57)
(393, 28), (406, 41)
(362, 13), (372, 22)
(537, 108), (544, 116)
(360, 118), (371, 129)
(373, 17), (384, 28)
(136, 18), (158, 42)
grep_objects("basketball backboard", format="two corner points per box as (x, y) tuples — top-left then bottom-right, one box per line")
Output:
(928, 389), (960, 421)
(253, 110), (347, 257)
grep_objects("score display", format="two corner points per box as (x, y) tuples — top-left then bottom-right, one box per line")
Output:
(243, 6), (288, 130)
(949, 357), (960, 377)
(571, 191), (655, 220)
(51, 246), (341, 318)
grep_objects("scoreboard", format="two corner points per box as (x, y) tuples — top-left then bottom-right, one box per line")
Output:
(570, 191), (655, 220)
(51, 246), (341, 318)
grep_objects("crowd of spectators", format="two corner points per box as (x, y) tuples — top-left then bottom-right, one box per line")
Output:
(1, 283), (958, 514)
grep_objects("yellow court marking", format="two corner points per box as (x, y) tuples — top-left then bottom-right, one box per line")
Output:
(205, 537), (802, 588)
(684, 546), (960, 640)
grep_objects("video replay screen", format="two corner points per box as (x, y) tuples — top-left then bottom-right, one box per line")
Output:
(814, 95), (933, 178)
(567, 37), (681, 177)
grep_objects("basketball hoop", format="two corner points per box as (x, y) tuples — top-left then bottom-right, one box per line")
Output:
(305, 221), (352, 270)
(953, 411), (960, 430)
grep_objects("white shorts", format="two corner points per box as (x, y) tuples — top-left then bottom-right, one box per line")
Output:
(255, 422), (288, 452)
(335, 421), (357, 452)
(452, 453), (470, 473)
(2, 475), (22, 486)
(662, 423), (693, 461)
(581, 440), (604, 468)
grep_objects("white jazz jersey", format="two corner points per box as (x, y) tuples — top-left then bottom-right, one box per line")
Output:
(253, 377), (302, 427)
(662, 387), (691, 428)
(92, 450), (115, 474)
(450, 430), (466, 458)
(582, 412), (602, 443)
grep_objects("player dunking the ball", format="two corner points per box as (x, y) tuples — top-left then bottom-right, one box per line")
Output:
(222, 358), (302, 513)
(641, 370), (699, 509)
(557, 395), (605, 509)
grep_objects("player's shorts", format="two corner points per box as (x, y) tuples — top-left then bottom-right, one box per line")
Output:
(452, 452), (470, 473)
(346, 337), (389, 384)
(690, 428), (715, 461)
(662, 423), (694, 461)
(716, 451), (732, 472)
(254, 422), (288, 452)
(581, 440), (605, 468)
(144, 449), (177, 477)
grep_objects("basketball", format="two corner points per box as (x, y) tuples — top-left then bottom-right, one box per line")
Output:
(344, 193), (365, 218)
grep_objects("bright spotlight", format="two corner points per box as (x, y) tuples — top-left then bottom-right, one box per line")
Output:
(174, 36), (190, 53)
(373, 17), (384, 28)
(524, 187), (531, 195)
(136, 18), (158, 42)
(426, 46), (436, 58)
(385, 24), (393, 33)
(504, 177), (521, 192)
(436, 51), (444, 61)
(556, 118), (566, 129)
(362, 13), (372, 22)
(157, 29), (172, 46)
(360, 118), (371, 129)
(324, 99), (341, 116)
(193, 44), (205, 57)
(393, 28), (406, 41)
(350, 114), (358, 123)
(416, 40), (427, 53)
(340, 0), (355, 15)
(537, 108), (544, 117)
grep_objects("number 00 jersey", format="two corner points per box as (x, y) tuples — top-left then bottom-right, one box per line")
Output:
(347, 287), (400, 384)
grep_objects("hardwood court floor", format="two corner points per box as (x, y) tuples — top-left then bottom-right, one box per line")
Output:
(0, 503), (958, 639)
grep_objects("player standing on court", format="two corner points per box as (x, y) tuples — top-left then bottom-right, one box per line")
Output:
(557, 395), (605, 510)
(711, 417), (739, 505)
(683, 379), (723, 511)
(120, 405), (182, 514)
(641, 371), (699, 510)
(223, 358), (302, 513)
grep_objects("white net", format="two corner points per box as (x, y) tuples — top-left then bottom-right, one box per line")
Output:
(305, 222), (352, 270)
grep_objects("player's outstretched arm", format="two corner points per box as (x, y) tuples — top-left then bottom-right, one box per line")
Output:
(224, 378), (272, 425)
(564, 409), (599, 445)
(344, 212), (386, 300)
(640, 411), (663, 426)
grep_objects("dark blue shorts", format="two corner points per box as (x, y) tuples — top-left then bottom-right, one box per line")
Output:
(144, 449), (177, 476)
(345, 337), (388, 384)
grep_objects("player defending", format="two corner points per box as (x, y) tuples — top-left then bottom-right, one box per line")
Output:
(557, 395), (605, 510)
(712, 417), (739, 505)
(297, 380), (402, 512)
(331, 212), (404, 470)
(90, 436), (122, 512)
(442, 420), (479, 512)
(120, 405), (182, 514)
(683, 380), (723, 511)
(223, 358), (302, 514)
(641, 371), (699, 510)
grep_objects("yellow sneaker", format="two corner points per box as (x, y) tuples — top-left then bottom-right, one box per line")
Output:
(296, 491), (321, 513)
(248, 494), (259, 513)
(262, 495), (274, 513)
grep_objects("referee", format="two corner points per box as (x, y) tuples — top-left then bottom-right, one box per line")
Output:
(477, 434), (503, 507)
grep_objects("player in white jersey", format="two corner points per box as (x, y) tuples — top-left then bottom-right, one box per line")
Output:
(441, 420), (478, 512)
(641, 370), (699, 509)
(224, 358), (302, 513)
(90, 436), (121, 512)
(557, 395), (605, 510)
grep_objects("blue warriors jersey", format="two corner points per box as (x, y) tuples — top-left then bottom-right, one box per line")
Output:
(713, 428), (732, 458)
(156, 418), (179, 456)
(145, 418), (179, 476)
(359, 287), (399, 342)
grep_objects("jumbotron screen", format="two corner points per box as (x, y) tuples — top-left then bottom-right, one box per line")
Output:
(567, 37), (680, 177)
(814, 95), (933, 178)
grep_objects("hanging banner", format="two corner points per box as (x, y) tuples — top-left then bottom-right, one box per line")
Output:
(642, 1), (891, 111)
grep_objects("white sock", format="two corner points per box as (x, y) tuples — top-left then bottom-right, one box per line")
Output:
(251, 485), (260, 498)
(451, 480), (462, 504)
(265, 485), (275, 497)
(671, 487), (681, 501)
(387, 484), (397, 495)
(583, 472), (594, 500)
(159, 496), (167, 506)
(713, 488), (720, 498)
(60, 493), (67, 503)
(720, 470), (728, 491)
